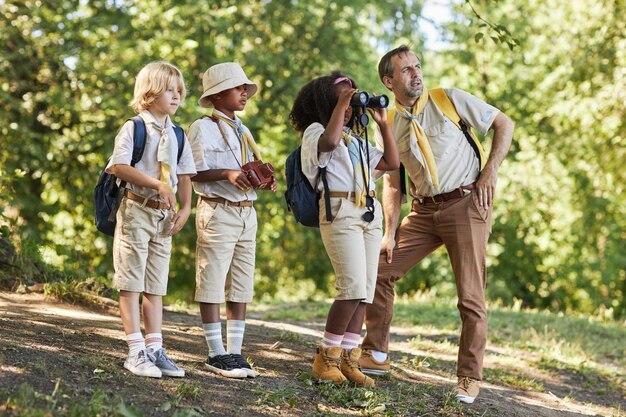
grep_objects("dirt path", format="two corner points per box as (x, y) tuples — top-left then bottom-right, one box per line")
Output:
(0, 292), (619, 416)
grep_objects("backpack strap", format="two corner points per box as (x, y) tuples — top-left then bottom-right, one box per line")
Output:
(129, 116), (147, 166)
(131, 116), (185, 164)
(109, 117), (146, 222)
(172, 124), (185, 162)
(319, 167), (331, 221)
(429, 88), (486, 169)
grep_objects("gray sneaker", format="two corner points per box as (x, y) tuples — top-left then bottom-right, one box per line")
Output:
(151, 348), (185, 377)
(124, 349), (162, 378)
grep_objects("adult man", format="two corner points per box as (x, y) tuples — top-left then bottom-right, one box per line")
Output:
(360, 45), (514, 404)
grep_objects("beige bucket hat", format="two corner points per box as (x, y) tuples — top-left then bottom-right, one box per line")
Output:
(198, 62), (258, 108)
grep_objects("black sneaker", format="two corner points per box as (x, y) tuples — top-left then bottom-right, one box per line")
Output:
(229, 353), (258, 378)
(205, 354), (247, 379)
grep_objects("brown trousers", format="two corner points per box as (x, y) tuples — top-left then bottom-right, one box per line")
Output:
(363, 192), (492, 380)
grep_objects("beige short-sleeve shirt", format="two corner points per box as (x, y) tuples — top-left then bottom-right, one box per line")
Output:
(106, 111), (197, 199)
(301, 123), (383, 192)
(187, 110), (258, 202)
(391, 88), (499, 197)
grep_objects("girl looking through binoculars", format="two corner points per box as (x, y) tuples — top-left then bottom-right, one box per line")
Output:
(289, 72), (399, 386)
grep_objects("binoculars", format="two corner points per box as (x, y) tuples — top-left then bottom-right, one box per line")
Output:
(350, 92), (389, 108)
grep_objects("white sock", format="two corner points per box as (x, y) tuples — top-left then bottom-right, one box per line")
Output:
(226, 320), (245, 355)
(145, 332), (163, 352)
(371, 350), (388, 362)
(126, 332), (145, 357)
(202, 322), (226, 357)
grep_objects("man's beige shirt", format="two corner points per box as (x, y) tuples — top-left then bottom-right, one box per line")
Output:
(384, 88), (499, 197)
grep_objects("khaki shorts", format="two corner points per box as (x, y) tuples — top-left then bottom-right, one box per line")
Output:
(319, 197), (383, 303)
(195, 198), (257, 303)
(112, 198), (172, 295)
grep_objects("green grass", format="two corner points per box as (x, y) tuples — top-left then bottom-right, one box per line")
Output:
(295, 370), (495, 417)
(2, 380), (205, 417)
(254, 386), (300, 409)
(388, 299), (626, 375)
(172, 381), (202, 406)
(255, 299), (329, 321)
(256, 297), (625, 404)
(258, 298), (625, 373)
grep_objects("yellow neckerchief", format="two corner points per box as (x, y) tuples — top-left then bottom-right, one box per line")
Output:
(212, 113), (262, 163)
(342, 129), (369, 207)
(394, 86), (439, 188)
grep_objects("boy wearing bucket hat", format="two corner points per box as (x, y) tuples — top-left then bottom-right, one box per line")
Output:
(188, 62), (274, 379)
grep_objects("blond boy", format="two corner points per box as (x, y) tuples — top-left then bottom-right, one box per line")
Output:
(106, 61), (196, 378)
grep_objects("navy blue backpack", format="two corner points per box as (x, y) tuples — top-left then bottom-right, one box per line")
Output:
(284, 146), (330, 227)
(94, 116), (184, 236)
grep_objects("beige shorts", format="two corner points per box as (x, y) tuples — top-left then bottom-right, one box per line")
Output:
(195, 198), (257, 303)
(112, 198), (172, 295)
(319, 197), (383, 303)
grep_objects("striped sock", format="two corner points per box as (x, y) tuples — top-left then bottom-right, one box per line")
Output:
(145, 332), (163, 352)
(126, 332), (145, 357)
(202, 322), (226, 357)
(321, 331), (343, 349)
(226, 320), (245, 355)
(340, 332), (361, 351)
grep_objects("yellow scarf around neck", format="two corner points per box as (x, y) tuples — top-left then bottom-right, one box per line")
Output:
(212, 113), (262, 163)
(395, 86), (439, 188)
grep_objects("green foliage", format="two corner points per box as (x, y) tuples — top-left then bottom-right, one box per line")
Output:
(254, 386), (299, 409)
(0, 0), (623, 318)
(398, 0), (625, 318)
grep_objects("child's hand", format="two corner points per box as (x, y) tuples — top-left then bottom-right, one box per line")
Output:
(226, 169), (253, 193)
(368, 105), (388, 126)
(336, 87), (357, 112)
(169, 206), (190, 236)
(269, 177), (278, 192)
(157, 183), (177, 210)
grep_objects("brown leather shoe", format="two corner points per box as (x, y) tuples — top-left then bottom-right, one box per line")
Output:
(455, 376), (480, 404)
(341, 348), (375, 387)
(312, 346), (347, 385)
(359, 348), (390, 375)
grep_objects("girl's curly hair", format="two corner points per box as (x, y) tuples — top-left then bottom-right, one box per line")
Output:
(289, 71), (360, 134)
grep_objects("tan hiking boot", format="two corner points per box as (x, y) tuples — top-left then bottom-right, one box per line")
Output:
(341, 348), (375, 387)
(455, 376), (480, 404)
(359, 348), (390, 375)
(312, 346), (347, 385)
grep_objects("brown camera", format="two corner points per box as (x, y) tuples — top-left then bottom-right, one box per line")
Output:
(242, 160), (275, 190)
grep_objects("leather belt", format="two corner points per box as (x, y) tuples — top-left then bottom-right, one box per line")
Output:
(418, 183), (476, 205)
(123, 189), (169, 210)
(201, 196), (253, 207)
(322, 190), (377, 201)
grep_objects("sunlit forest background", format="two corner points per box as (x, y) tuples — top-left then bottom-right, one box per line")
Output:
(1, 0), (624, 320)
